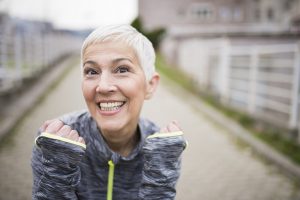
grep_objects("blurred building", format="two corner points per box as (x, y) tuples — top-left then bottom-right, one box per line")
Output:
(139, 0), (300, 141)
(139, 0), (300, 34)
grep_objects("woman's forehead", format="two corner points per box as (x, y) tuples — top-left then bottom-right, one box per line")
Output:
(83, 41), (140, 64)
(83, 41), (139, 60)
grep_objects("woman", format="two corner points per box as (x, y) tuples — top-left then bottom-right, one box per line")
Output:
(32, 24), (186, 200)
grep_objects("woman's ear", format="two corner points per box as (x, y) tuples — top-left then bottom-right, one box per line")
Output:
(145, 72), (160, 100)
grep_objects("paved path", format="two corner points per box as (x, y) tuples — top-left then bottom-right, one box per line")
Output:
(0, 61), (300, 200)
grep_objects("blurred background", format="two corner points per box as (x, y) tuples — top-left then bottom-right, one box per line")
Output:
(138, 0), (300, 136)
(1, 0), (300, 199)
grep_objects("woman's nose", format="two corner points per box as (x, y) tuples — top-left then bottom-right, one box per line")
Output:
(96, 72), (116, 93)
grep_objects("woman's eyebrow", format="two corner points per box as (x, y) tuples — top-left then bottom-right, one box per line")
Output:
(83, 60), (98, 66)
(83, 58), (133, 67)
(112, 58), (133, 64)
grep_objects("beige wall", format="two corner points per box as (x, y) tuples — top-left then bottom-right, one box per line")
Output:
(139, 0), (299, 32)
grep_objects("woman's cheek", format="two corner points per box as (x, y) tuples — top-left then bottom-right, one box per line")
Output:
(82, 81), (95, 101)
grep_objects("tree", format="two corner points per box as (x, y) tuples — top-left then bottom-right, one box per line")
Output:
(131, 17), (165, 50)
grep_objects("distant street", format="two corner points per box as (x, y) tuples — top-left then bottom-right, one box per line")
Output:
(0, 61), (299, 200)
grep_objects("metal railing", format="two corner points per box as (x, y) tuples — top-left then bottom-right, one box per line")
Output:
(173, 38), (300, 132)
(0, 18), (82, 94)
(222, 44), (299, 130)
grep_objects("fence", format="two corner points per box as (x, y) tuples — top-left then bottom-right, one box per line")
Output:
(0, 16), (82, 95)
(168, 37), (300, 136)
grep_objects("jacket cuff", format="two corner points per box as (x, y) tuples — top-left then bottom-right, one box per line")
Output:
(139, 131), (187, 199)
(35, 132), (86, 167)
(35, 132), (86, 149)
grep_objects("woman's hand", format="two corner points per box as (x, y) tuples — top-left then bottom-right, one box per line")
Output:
(160, 120), (182, 133)
(40, 119), (85, 145)
(140, 120), (185, 199)
(32, 120), (86, 199)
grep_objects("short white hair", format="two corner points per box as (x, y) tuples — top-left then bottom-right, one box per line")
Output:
(81, 24), (156, 80)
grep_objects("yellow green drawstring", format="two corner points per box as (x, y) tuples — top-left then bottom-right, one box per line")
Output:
(107, 160), (115, 200)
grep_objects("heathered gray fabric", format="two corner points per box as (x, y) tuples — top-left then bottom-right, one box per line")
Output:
(139, 135), (186, 199)
(31, 110), (183, 199)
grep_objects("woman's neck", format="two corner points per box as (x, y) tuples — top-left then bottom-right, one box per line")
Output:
(102, 129), (140, 157)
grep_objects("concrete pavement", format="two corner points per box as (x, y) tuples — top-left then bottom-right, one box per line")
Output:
(0, 58), (300, 200)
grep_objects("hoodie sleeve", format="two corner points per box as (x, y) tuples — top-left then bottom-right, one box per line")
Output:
(139, 131), (187, 200)
(31, 132), (86, 200)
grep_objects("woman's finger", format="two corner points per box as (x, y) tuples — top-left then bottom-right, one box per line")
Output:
(67, 130), (79, 141)
(56, 125), (72, 137)
(160, 127), (168, 133)
(167, 121), (181, 132)
(44, 119), (64, 134)
(160, 120), (182, 133)
(40, 119), (56, 132)
(77, 137), (86, 145)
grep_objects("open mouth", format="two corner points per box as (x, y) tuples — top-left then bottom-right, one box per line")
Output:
(98, 101), (126, 111)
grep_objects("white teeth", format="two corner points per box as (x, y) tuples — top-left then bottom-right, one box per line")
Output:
(99, 102), (124, 111)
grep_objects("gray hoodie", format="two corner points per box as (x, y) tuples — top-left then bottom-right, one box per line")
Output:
(31, 110), (186, 200)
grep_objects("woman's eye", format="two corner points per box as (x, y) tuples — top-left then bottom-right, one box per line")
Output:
(84, 68), (98, 76)
(116, 66), (129, 73)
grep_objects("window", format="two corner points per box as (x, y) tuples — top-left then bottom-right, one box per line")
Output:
(267, 8), (274, 21)
(283, 0), (295, 10)
(233, 7), (243, 21)
(219, 6), (232, 21)
(255, 9), (260, 21)
(188, 3), (214, 21)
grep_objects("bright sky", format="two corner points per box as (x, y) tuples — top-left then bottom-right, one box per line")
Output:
(0, 0), (138, 30)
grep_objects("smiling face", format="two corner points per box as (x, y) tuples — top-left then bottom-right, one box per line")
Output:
(81, 41), (158, 141)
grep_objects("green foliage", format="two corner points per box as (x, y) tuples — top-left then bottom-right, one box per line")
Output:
(255, 130), (300, 164)
(145, 28), (165, 50)
(131, 17), (143, 32)
(131, 17), (165, 49)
